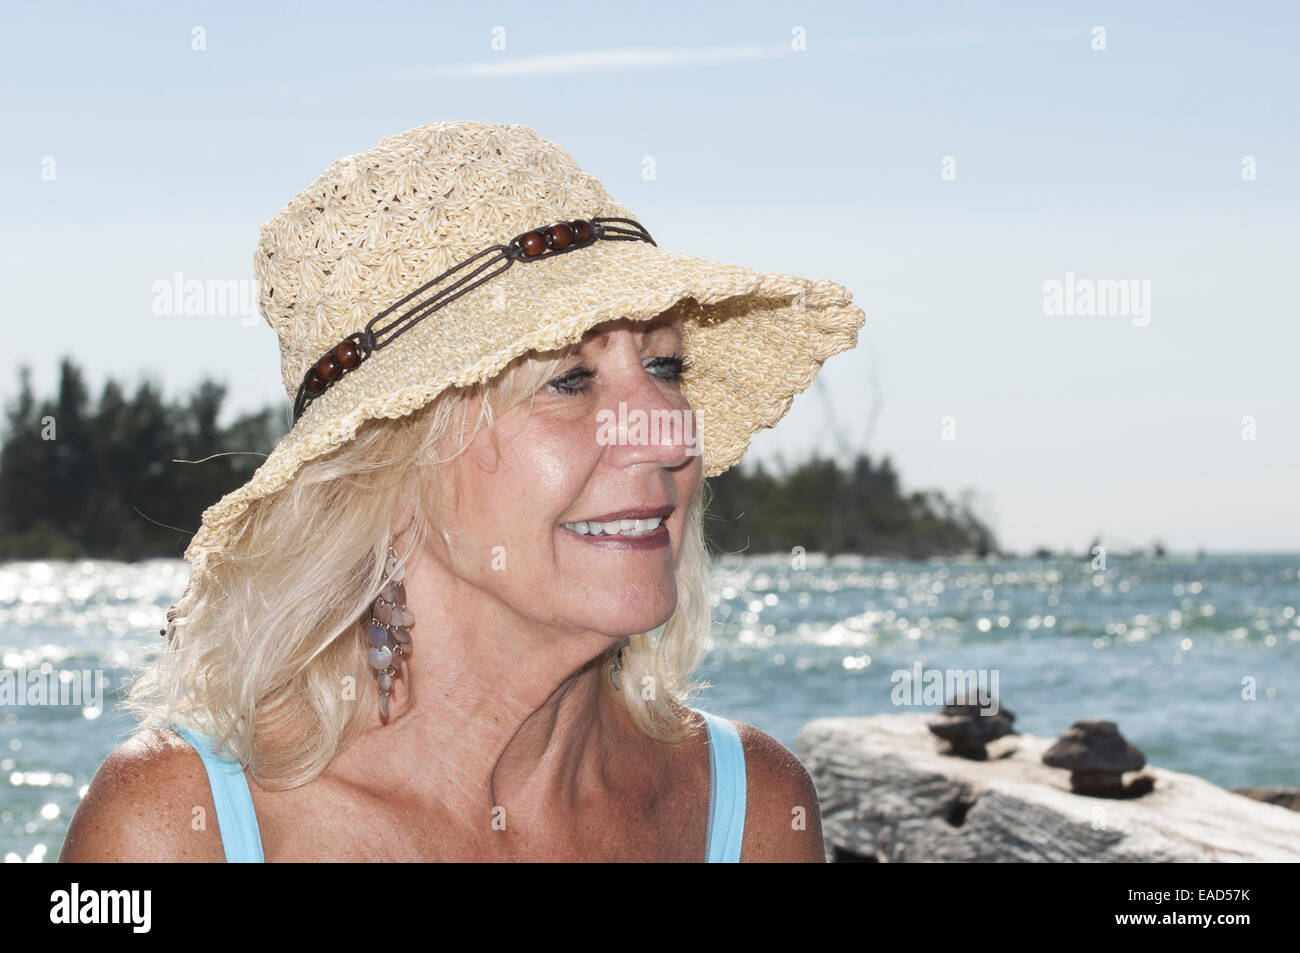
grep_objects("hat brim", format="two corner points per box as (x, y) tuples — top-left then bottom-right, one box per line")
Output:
(183, 238), (864, 576)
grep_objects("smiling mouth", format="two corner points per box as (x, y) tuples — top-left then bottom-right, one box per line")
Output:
(561, 517), (664, 538)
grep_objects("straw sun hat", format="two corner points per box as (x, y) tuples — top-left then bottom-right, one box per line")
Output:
(182, 120), (865, 579)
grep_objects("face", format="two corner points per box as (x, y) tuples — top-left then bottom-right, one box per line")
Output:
(428, 313), (702, 642)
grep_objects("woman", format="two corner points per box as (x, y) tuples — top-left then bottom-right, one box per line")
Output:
(59, 121), (864, 862)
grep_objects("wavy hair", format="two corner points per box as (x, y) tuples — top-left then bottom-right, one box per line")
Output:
(127, 334), (714, 789)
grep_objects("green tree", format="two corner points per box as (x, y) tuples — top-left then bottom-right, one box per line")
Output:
(704, 451), (997, 559)
(0, 358), (284, 560)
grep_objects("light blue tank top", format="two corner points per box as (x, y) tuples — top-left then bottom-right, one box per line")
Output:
(169, 707), (746, 862)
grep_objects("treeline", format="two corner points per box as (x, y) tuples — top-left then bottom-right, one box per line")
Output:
(0, 359), (283, 560)
(0, 359), (996, 561)
(705, 454), (996, 558)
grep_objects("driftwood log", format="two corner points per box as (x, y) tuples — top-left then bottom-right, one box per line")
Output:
(796, 713), (1300, 862)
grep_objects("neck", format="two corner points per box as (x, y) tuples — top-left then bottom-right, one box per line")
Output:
(337, 546), (641, 826)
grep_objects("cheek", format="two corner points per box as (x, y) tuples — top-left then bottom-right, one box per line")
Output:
(452, 417), (596, 540)
(521, 427), (591, 498)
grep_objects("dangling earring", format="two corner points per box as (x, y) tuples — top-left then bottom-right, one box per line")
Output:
(366, 544), (413, 719)
(609, 644), (626, 690)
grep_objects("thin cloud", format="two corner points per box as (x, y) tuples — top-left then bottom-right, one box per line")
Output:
(426, 44), (791, 78)
(399, 33), (986, 81)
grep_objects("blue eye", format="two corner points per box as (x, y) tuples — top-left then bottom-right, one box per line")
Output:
(545, 354), (692, 396)
(548, 367), (594, 395)
(647, 354), (693, 382)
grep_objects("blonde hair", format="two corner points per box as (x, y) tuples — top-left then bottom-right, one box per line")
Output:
(127, 338), (714, 789)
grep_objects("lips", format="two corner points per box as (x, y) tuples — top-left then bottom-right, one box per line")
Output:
(560, 505), (674, 540)
(566, 505), (673, 524)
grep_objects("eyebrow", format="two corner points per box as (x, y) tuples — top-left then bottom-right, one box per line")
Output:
(583, 316), (682, 349)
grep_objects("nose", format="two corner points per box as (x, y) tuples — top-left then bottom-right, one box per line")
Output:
(595, 345), (698, 471)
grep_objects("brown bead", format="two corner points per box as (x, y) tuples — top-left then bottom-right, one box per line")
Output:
(304, 369), (326, 394)
(570, 219), (592, 244)
(334, 340), (360, 368)
(519, 231), (545, 257)
(315, 354), (340, 382)
(544, 223), (573, 250)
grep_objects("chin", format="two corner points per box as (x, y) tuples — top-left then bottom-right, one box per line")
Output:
(582, 600), (677, 639)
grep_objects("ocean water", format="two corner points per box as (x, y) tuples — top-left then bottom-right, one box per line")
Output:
(1, 553), (1296, 862)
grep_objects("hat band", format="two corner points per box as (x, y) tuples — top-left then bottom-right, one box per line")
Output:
(291, 216), (657, 422)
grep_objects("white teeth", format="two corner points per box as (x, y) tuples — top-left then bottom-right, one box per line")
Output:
(564, 516), (664, 537)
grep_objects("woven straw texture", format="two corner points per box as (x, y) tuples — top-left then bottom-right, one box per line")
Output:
(183, 121), (865, 578)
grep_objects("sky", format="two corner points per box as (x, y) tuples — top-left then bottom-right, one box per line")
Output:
(1, 1), (1297, 554)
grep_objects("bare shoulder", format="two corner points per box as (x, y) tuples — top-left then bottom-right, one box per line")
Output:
(58, 726), (226, 862)
(730, 720), (826, 862)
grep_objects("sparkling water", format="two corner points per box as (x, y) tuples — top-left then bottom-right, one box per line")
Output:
(2, 553), (1296, 862)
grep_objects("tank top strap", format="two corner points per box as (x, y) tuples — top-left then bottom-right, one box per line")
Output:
(694, 708), (747, 862)
(169, 724), (265, 863)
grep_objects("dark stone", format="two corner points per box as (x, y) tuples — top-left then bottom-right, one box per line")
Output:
(927, 701), (1016, 760)
(1043, 719), (1151, 798)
